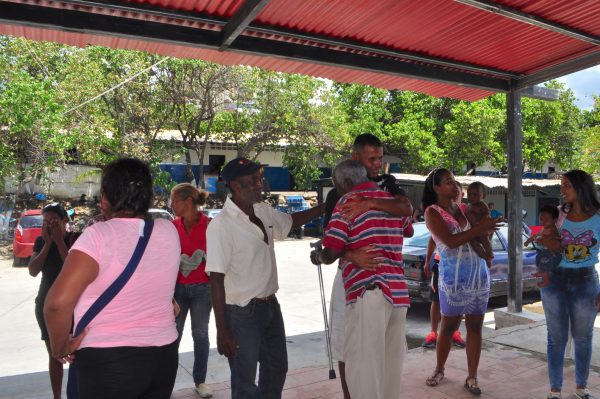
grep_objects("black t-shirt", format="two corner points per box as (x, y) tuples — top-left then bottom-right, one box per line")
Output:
(322, 173), (406, 228)
(34, 232), (80, 301)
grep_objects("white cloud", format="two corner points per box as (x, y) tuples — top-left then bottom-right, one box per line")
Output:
(552, 66), (600, 110)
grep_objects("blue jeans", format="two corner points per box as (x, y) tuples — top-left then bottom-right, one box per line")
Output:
(226, 297), (288, 399)
(175, 282), (212, 385)
(541, 268), (599, 390)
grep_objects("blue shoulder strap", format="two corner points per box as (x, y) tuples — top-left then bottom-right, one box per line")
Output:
(73, 219), (154, 337)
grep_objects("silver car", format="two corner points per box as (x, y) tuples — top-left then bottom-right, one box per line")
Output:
(402, 222), (538, 302)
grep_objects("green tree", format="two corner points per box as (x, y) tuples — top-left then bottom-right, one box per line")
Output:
(522, 82), (582, 174)
(0, 71), (65, 192)
(160, 58), (233, 186)
(442, 96), (506, 173)
(213, 69), (348, 189)
(580, 96), (600, 174)
(331, 83), (390, 138)
(384, 91), (457, 173)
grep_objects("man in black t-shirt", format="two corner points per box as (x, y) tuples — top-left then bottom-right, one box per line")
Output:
(322, 133), (413, 399)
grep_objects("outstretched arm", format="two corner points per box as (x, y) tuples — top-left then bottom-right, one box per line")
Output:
(340, 194), (413, 220)
(425, 207), (502, 249)
(292, 203), (325, 228)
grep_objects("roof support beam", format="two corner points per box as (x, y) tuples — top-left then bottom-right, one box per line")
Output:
(0, 1), (511, 92)
(219, 0), (270, 50)
(247, 24), (521, 79)
(455, 0), (600, 46)
(13, 0), (521, 79)
(513, 50), (600, 89)
(228, 35), (510, 92)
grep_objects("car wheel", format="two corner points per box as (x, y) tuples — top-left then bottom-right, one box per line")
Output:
(12, 256), (27, 267)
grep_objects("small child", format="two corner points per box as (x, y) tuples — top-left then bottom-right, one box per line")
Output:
(465, 182), (494, 267)
(524, 205), (562, 286)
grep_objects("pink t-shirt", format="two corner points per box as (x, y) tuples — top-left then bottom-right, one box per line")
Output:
(71, 218), (180, 349)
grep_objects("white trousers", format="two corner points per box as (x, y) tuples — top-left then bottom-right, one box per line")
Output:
(344, 288), (407, 399)
(329, 268), (346, 361)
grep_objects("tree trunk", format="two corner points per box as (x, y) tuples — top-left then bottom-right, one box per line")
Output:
(196, 117), (214, 189)
(184, 147), (195, 186)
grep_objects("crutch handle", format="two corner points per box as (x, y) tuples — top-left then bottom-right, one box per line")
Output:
(310, 239), (323, 251)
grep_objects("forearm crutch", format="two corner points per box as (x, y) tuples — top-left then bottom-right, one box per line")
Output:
(310, 239), (336, 379)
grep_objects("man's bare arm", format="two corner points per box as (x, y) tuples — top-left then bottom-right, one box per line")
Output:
(292, 203), (325, 228)
(340, 194), (413, 220)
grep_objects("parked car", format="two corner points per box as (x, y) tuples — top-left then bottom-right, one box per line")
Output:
(12, 209), (43, 266)
(401, 222), (537, 302)
(148, 208), (174, 221)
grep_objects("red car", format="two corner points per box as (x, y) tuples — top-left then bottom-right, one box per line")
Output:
(12, 209), (43, 266)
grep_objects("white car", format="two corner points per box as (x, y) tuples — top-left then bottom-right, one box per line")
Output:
(148, 208), (174, 221)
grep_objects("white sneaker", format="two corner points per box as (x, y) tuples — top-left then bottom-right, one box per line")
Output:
(547, 392), (562, 399)
(575, 388), (591, 399)
(195, 383), (213, 398)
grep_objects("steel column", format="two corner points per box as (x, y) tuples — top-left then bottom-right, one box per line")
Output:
(506, 88), (523, 313)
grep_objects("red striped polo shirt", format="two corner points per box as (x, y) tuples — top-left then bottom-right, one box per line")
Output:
(323, 181), (411, 307)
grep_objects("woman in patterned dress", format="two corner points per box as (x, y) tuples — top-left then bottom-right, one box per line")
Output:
(423, 168), (501, 395)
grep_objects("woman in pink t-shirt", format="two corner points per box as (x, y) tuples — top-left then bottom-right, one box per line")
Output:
(44, 158), (180, 399)
(169, 183), (213, 398)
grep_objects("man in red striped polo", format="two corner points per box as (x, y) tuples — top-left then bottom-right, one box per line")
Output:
(311, 159), (412, 399)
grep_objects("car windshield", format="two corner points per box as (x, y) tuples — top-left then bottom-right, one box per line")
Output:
(148, 210), (173, 221)
(403, 223), (430, 248)
(20, 215), (43, 228)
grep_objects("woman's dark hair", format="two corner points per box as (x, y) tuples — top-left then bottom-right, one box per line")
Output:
(539, 204), (559, 220)
(422, 168), (451, 210)
(42, 203), (68, 220)
(561, 170), (600, 215)
(101, 158), (153, 216)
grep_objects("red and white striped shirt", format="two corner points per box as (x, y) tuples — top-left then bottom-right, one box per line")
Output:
(323, 181), (411, 307)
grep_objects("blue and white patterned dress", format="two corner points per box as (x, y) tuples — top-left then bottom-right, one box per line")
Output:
(430, 205), (490, 316)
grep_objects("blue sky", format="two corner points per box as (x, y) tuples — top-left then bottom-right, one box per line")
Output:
(555, 65), (600, 110)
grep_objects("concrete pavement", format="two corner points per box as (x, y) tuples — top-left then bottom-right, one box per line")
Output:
(3, 238), (600, 398)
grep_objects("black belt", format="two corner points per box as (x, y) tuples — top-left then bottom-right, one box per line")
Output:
(364, 284), (379, 291)
(552, 267), (596, 278)
(253, 294), (276, 302)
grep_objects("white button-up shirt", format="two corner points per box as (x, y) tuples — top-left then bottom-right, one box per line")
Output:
(206, 197), (293, 306)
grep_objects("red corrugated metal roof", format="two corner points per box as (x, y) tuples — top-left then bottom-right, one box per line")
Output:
(254, 0), (596, 74)
(0, 0), (598, 100)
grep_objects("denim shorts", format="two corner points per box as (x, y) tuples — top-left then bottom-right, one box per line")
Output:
(536, 249), (562, 272)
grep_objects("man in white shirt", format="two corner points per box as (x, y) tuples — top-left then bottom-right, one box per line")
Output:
(206, 157), (324, 399)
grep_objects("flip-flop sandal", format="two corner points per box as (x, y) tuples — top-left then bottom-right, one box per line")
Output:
(426, 368), (444, 387)
(464, 377), (482, 396)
